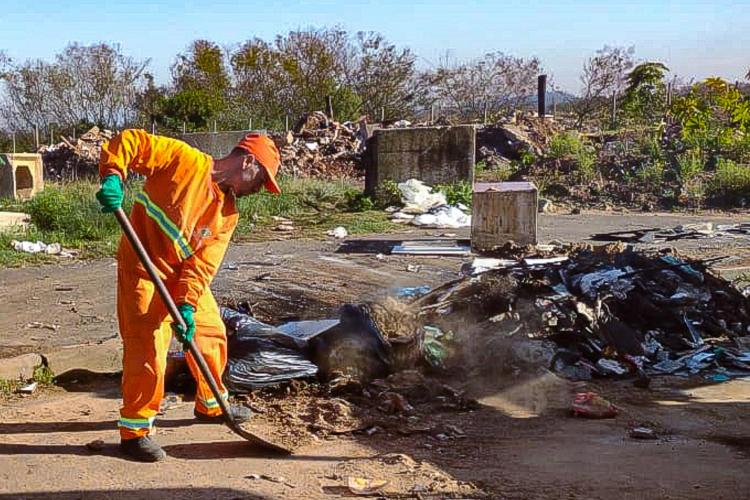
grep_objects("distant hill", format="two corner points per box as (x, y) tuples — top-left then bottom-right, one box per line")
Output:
(521, 89), (577, 108)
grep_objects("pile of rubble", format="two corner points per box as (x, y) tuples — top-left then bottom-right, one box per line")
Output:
(274, 111), (365, 179)
(38, 127), (112, 180)
(476, 113), (562, 168)
(415, 243), (750, 385)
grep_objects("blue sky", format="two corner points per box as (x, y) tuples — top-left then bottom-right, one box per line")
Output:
(1, 0), (748, 92)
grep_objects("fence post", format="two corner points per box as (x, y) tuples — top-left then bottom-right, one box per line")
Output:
(213, 120), (217, 133)
(430, 104), (435, 123)
(182, 121), (186, 134)
(380, 107), (385, 122)
(49, 125), (53, 146)
(483, 102), (488, 124)
(537, 74), (547, 119)
(326, 95), (334, 120)
(610, 93), (617, 129)
(248, 118), (252, 131)
(151, 121), (156, 134)
(34, 124), (39, 150)
(12, 132), (15, 154)
(285, 115), (289, 132)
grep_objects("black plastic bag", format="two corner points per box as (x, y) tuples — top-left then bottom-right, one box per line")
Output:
(221, 308), (318, 391)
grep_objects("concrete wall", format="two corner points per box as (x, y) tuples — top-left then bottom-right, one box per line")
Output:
(178, 131), (255, 158)
(365, 125), (475, 194)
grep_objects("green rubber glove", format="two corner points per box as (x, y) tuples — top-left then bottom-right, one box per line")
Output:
(95, 174), (124, 213)
(171, 304), (196, 346)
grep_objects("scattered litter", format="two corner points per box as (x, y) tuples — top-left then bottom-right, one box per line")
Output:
(572, 392), (618, 419)
(11, 240), (72, 257)
(387, 179), (471, 228)
(423, 326), (451, 369)
(327, 226), (348, 239)
(16, 381), (38, 394)
(24, 322), (59, 331)
(406, 264), (421, 273)
(630, 427), (658, 440)
(592, 222), (750, 244)
(347, 477), (389, 496)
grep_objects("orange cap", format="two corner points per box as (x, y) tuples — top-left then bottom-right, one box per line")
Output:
(235, 133), (282, 194)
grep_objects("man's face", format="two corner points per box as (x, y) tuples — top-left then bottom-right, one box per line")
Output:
(230, 154), (268, 197)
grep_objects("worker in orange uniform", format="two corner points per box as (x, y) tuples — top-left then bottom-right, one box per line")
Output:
(95, 129), (281, 462)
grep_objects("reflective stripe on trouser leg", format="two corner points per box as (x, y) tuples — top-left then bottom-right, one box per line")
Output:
(187, 289), (229, 417)
(117, 266), (172, 440)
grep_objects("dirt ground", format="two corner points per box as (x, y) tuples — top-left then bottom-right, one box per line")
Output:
(2, 211), (750, 499)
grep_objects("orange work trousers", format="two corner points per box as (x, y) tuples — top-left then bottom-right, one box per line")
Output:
(116, 265), (228, 440)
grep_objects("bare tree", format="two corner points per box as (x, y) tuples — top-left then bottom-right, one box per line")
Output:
(425, 52), (542, 121)
(0, 43), (148, 131)
(572, 45), (635, 127)
(347, 32), (419, 120)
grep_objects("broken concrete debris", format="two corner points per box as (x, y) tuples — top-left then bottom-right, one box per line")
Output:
(273, 111), (363, 179)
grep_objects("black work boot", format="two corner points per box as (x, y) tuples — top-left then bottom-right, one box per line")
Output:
(120, 436), (167, 462)
(194, 404), (252, 424)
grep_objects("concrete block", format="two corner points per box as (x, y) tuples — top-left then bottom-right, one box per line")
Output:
(471, 182), (538, 251)
(0, 153), (44, 200)
(366, 125), (475, 194)
(0, 353), (43, 380)
(44, 338), (122, 376)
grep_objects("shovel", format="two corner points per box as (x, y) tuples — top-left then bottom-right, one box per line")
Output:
(113, 208), (290, 454)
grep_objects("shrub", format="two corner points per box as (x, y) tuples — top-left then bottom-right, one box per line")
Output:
(25, 181), (134, 241)
(374, 179), (401, 208)
(548, 132), (585, 160)
(435, 181), (473, 207)
(709, 159), (750, 204)
(636, 160), (666, 187)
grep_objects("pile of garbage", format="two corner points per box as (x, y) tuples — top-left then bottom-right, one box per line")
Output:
(273, 111), (365, 179)
(415, 243), (750, 384)
(387, 179), (471, 229)
(38, 126), (113, 180)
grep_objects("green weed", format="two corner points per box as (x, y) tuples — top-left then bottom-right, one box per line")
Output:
(435, 181), (473, 207)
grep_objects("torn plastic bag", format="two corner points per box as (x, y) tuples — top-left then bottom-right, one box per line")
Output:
(221, 308), (318, 391)
(309, 304), (393, 382)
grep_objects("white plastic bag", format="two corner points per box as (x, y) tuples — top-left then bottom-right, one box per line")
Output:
(397, 179), (447, 214)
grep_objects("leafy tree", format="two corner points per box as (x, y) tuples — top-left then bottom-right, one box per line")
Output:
(670, 77), (750, 163)
(169, 40), (230, 128)
(622, 62), (669, 124)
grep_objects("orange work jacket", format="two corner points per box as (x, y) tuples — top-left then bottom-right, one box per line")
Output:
(99, 129), (239, 307)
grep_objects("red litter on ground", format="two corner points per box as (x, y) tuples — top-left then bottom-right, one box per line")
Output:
(572, 392), (618, 419)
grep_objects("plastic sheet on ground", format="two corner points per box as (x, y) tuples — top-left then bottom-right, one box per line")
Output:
(221, 308), (318, 391)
